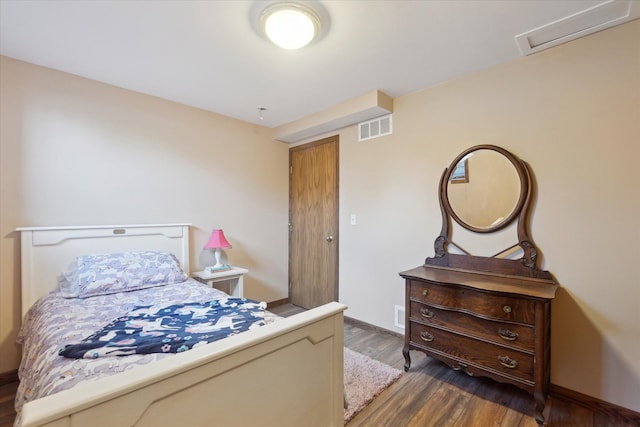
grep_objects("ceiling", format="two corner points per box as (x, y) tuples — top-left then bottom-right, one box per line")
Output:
(0, 1), (635, 129)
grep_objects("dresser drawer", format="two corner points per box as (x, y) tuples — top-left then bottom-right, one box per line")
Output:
(409, 300), (534, 352)
(409, 280), (535, 324)
(409, 322), (534, 382)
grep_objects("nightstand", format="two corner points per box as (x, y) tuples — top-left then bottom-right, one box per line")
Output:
(192, 267), (249, 298)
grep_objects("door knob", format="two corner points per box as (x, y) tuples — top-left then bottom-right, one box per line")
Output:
(326, 235), (333, 242)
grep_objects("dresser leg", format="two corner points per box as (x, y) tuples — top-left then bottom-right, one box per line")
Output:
(402, 346), (411, 372)
(534, 391), (547, 426)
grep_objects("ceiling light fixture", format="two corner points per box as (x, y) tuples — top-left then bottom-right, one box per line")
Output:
(260, 2), (321, 49)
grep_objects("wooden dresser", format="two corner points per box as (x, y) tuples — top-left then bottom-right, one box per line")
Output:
(403, 145), (559, 425)
(401, 258), (557, 424)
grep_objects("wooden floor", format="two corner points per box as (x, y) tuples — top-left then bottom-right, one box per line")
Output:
(271, 303), (635, 427)
(0, 380), (18, 427)
(1, 304), (634, 427)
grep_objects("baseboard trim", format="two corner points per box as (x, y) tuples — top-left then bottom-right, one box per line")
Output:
(266, 298), (289, 309)
(344, 316), (404, 339)
(0, 369), (18, 385)
(550, 383), (640, 424)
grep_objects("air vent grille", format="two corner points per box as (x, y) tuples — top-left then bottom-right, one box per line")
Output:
(359, 114), (392, 141)
(394, 304), (405, 329)
(515, 0), (638, 55)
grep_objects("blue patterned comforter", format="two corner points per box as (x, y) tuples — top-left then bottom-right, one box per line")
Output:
(59, 298), (266, 359)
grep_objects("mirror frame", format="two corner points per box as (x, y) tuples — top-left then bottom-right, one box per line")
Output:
(442, 145), (528, 233)
(434, 145), (538, 268)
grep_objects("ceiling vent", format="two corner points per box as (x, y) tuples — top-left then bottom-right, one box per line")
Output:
(515, 0), (639, 55)
(359, 114), (392, 141)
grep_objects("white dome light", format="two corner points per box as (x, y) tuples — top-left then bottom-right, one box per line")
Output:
(260, 3), (321, 50)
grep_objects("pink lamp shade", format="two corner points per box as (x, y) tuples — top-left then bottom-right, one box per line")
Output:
(204, 229), (232, 249)
(204, 229), (232, 271)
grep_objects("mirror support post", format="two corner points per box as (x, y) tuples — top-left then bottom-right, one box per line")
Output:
(433, 168), (450, 259)
(517, 161), (537, 268)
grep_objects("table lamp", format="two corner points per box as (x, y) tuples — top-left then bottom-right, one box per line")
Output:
(204, 229), (232, 271)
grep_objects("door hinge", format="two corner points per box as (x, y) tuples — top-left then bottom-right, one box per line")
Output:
(288, 223), (293, 233)
(290, 165), (292, 175)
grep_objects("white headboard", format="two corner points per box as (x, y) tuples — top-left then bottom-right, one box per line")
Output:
(17, 223), (191, 317)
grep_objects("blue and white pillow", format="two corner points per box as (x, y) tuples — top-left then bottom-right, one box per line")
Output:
(59, 251), (188, 298)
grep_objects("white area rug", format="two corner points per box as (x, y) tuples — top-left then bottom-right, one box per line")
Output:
(344, 347), (403, 423)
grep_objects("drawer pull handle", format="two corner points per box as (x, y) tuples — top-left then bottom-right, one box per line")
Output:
(420, 308), (434, 319)
(421, 289), (429, 297)
(498, 328), (518, 341)
(498, 355), (518, 369)
(503, 305), (512, 313)
(420, 331), (434, 342)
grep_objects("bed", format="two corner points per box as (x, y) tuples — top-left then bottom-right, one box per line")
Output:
(16, 223), (346, 427)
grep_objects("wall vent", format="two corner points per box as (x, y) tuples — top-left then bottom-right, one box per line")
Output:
(359, 114), (392, 141)
(515, 0), (639, 56)
(394, 304), (405, 329)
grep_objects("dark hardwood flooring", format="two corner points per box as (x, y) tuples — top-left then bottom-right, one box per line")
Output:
(1, 304), (634, 427)
(0, 381), (18, 427)
(271, 303), (635, 427)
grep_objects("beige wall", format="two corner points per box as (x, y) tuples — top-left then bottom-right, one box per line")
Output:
(0, 56), (290, 373)
(299, 21), (639, 411)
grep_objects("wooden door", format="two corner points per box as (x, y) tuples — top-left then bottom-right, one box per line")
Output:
(289, 136), (339, 309)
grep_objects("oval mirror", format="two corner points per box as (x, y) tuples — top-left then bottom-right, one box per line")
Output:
(443, 145), (527, 232)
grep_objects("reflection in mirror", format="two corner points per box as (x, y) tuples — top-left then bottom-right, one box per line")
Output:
(450, 159), (468, 183)
(446, 149), (521, 230)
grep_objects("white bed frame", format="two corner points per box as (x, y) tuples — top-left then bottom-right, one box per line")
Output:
(17, 224), (346, 427)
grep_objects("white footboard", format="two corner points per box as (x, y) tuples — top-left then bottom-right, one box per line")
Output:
(20, 302), (346, 427)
